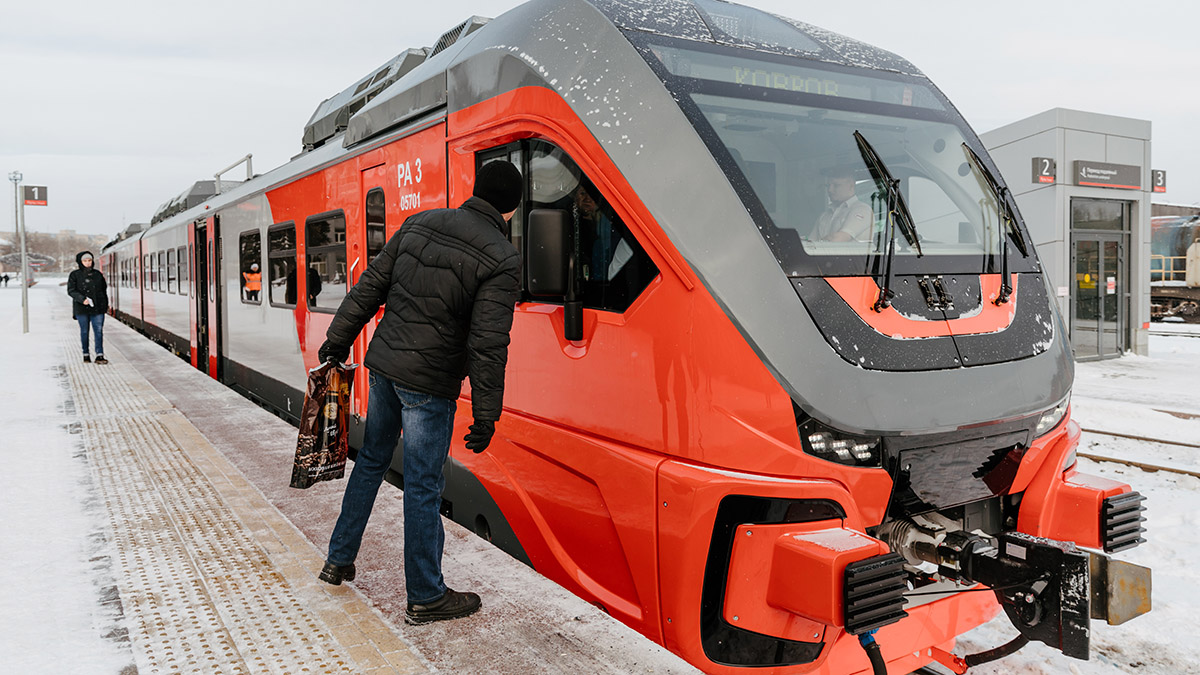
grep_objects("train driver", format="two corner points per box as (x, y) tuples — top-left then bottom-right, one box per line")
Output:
(815, 166), (872, 242)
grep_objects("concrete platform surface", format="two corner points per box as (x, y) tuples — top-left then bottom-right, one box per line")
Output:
(26, 287), (699, 674)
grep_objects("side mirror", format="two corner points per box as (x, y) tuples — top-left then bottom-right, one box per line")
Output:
(526, 208), (583, 341)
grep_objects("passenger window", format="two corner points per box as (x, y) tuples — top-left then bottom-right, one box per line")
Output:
(365, 188), (386, 265)
(527, 140), (659, 312)
(239, 231), (262, 304)
(177, 245), (189, 293)
(143, 255), (150, 289)
(167, 249), (177, 294)
(306, 212), (347, 312)
(268, 223), (297, 307)
(157, 251), (166, 292)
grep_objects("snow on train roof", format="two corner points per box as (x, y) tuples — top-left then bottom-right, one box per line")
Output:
(591, 0), (922, 75)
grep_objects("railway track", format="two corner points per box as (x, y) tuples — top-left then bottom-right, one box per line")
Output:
(1078, 426), (1200, 478)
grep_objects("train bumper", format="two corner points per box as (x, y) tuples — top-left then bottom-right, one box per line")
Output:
(722, 523), (907, 636)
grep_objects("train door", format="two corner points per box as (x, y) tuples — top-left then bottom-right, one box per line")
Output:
(1070, 198), (1129, 360)
(104, 254), (118, 311)
(460, 139), (666, 631)
(193, 221), (210, 372)
(353, 156), (390, 417)
(193, 216), (224, 378)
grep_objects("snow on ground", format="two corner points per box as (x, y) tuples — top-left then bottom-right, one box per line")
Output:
(0, 284), (1196, 673)
(961, 329), (1200, 674)
(0, 284), (134, 673)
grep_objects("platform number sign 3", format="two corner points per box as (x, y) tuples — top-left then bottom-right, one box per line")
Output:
(1151, 170), (1166, 194)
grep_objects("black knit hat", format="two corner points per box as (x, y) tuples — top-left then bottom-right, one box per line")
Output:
(472, 160), (523, 213)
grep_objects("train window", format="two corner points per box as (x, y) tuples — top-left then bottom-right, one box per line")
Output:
(305, 212), (346, 312)
(365, 188), (386, 265)
(477, 147), (525, 276)
(167, 249), (177, 294)
(157, 251), (166, 292)
(268, 223), (297, 307)
(239, 230), (262, 304)
(526, 140), (659, 312)
(178, 245), (189, 293)
(142, 254), (149, 289)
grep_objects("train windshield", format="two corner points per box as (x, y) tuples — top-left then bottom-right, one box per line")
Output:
(645, 41), (1034, 277)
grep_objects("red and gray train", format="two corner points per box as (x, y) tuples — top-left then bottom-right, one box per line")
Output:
(99, 1), (1151, 673)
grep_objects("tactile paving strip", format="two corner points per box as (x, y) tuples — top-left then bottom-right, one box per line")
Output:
(63, 342), (360, 675)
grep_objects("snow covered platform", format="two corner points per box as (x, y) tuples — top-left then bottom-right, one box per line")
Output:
(2, 285), (697, 674)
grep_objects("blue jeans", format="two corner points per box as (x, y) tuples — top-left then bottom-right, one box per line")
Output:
(327, 372), (457, 604)
(77, 313), (104, 355)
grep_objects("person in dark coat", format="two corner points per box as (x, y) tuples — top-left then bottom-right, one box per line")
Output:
(316, 160), (523, 625)
(67, 251), (109, 364)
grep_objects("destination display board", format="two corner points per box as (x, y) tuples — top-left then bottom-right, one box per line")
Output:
(649, 43), (945, 111)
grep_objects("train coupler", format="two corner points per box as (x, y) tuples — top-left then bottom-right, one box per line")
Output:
(879, 513), (1152, 662)
(943, 531), (1150, 660)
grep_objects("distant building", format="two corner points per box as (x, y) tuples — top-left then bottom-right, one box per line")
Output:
(982, 108), (1155, 361)
(0, 229), (111, 274)
(1152, 202), (1200, 219)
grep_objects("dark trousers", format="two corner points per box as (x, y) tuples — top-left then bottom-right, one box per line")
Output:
(77, 313), (104, 355)
(327, 372), (457, 604)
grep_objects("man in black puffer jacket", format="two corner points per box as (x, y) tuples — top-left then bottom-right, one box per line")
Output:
(316, 160), (522, 626)
(67, 250), (110, 364)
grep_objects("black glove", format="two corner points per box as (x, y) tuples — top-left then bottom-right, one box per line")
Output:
(318, 340), (349, 365)
(464, 420), (496, 453)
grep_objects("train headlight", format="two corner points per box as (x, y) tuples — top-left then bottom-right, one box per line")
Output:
(1034, 395), (1070, 437)
(798, 420), (882, 468)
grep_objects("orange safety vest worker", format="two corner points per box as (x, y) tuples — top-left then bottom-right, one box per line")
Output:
(243, 271), (261, 291)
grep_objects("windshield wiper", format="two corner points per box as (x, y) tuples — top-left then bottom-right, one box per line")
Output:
(961, 143), (1029, 304)
(854, 130), (922, 311)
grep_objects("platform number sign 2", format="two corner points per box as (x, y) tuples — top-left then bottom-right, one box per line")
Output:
(1032, 158), (1055, 185)
(22, 185), (48, 206)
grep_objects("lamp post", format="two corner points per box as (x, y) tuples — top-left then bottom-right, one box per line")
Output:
(9, 170), (29, 333)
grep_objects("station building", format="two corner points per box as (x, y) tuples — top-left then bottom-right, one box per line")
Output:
(982, 108), (1158, 360)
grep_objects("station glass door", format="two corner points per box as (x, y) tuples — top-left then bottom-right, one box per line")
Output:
(1071, 199), (1129, 360)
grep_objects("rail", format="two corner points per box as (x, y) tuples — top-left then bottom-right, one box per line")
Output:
(1079, 426), (1200, 478)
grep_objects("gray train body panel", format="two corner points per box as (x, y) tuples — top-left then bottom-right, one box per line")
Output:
(434, 0), (1071, 435)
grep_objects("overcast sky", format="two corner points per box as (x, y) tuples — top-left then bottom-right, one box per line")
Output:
(3, 0), (1198, 237)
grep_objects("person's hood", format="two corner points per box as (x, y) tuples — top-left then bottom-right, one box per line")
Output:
(75, 250), (95, 269)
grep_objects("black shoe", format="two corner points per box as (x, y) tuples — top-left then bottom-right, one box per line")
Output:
(83, 355), (91, 363)
(405, 588), (481, 625)
(318, 561), (356, 585)
(94, 355), (108, 365)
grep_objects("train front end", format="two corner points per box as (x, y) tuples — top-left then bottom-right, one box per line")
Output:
(570, 1), (1152, 672)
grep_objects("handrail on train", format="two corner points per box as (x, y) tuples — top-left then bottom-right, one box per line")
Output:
(214, 154), (254, 195)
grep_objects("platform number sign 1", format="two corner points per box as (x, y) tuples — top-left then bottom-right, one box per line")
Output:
(1032, 158), (1055, 185)
(22, 185), (48, 206)
(1151, 170), (1166, 194)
